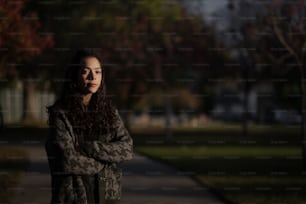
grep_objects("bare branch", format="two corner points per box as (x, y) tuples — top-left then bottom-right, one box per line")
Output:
(271, 15), (299, 60)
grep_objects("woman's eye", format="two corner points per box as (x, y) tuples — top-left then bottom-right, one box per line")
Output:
(96, 71), (102, 74)
(81, 69), (89, 75)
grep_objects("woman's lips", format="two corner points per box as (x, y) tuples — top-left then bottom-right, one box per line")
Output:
(88, 83), (97, 87)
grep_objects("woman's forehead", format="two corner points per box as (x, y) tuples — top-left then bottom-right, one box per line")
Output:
(81, 57), (102, 68)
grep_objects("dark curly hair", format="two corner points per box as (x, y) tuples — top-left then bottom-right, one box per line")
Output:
(48, 49), (118, 139)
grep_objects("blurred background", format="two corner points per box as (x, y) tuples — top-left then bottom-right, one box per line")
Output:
(0, 0), (305, 204)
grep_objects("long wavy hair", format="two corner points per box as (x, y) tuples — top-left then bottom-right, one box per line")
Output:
(48, 49), (117, 138)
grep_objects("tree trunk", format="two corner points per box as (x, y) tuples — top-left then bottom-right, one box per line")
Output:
(0, 104), (3, 130)
(164, 87), (173, 143)
(242, 66), (249, 137)
(240, 46), (250, 137)
(154, 55), (173, 143)
(22, 79), (36, 121)
(299, 70), (306, 170)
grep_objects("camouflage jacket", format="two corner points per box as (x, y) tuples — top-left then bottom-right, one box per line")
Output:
(45, 107), (133, 204)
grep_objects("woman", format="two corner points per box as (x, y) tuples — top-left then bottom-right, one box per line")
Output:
(45, 49), (133, 204)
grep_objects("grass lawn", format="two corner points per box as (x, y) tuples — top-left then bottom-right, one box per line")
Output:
(134, 124), (306, 204)
(136, 145), (306, 204)
(0, 147), (29, 203)
(131, 123), (300, 146)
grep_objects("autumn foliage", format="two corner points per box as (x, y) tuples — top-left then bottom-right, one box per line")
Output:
(0, 0), (53, 77)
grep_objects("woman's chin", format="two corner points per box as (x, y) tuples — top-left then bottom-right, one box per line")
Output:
(87, 88), (99, 94)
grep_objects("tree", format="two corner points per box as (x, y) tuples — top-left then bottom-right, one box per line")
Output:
(236, 0), (306, 168)
(259, 0), (306, 168)
(0, 0), (54, 121)
(216, 0), (260, 136)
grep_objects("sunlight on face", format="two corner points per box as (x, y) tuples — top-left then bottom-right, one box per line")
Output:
(78, 57), (102, 94)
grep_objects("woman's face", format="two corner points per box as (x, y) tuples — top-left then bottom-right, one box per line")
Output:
(77, 56), (102, 94)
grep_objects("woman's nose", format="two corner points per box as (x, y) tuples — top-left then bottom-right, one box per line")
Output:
(87, 71), (95, 80)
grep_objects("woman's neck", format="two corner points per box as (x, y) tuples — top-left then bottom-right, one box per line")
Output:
(82, 93), (92, 106)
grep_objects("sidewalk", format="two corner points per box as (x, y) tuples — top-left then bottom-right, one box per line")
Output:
(8, 144), (226, 204)
(120, 154), (226, 204)
(9, 145), (51, 204)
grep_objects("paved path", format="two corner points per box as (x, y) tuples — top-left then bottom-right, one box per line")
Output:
(6, 144), (226, 204)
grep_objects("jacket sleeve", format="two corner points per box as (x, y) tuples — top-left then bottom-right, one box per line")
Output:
(46, 111), (104, 175)
(84, 110), (133, 163)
